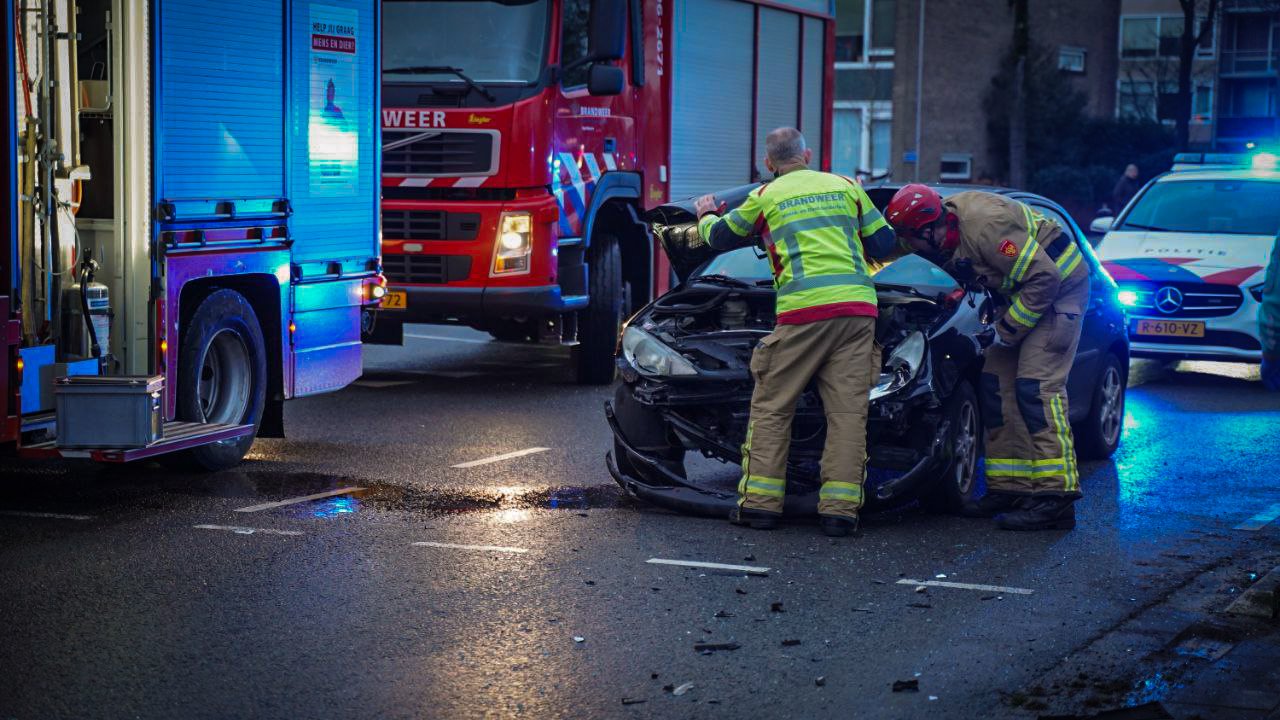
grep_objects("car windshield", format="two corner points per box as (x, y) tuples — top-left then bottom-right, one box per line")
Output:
(691, 248), (958, 293)
(1119, 178), (1280, 236)
(382, 0), (549, 84)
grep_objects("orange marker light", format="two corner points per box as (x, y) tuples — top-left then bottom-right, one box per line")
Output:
(15, 357), (24, 375)
(289, 322), (297, 334)
(160, 340), (168, 354)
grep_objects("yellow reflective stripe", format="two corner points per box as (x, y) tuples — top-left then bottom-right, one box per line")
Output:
(1008, 296), (1042, 328)
(1056, 242), (1083, 278)
(987, 457), (1067, 467)
(738, 422), (755, 508)
(697, 214), (719, 243)
(1050, 395), (1079, 492)
(986, 456), (1068, 479)
(724, 209), (754, 235)
(1006, 203), (1041, 284)
(819, 481), (863, 502)
(744, 475), (786, 498)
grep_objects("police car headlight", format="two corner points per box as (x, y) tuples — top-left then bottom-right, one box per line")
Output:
(622, 326), (698, 377)
(870, 331), (926, 401)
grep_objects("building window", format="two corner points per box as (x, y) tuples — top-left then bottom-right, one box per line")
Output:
(835, 0), (893, 64)
(1059, 46), (1086, 73)
(1118, 79), (1157, 121)
(939, 153), (973, 182)
(833, 102), (891, 178)
(1192, 84), (1213, 123)
(1121, 16), (1187, 60)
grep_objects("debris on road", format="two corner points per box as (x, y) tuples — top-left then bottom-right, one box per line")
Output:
(781, 639), (802, 646)
(815, 676), (826, 687)
(736, 588), (748, 595)
(573, 636), (585, 643)
(914, 586), (927, 593)
(672, 682), (695, 696)
(770, 602), (784, 613)
(907, 602), (932, 609)
(694, 642), (740, 653)
(621, 698), (646, 706)
(713, 610), (733, 618)
(893, 679), (920, 692)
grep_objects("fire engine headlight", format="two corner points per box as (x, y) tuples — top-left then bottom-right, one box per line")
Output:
(621, 326), (698, 377)
(492, 212), (532, 275)
(870, 331), (925, 401)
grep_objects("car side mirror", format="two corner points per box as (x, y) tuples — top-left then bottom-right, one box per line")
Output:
(1089, 217), (1114, 234)
(588, 0), (627, 61)
(588, 64), (624, 96)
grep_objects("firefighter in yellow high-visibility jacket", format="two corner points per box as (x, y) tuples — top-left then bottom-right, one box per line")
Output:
(694, 127), (896, 537)
(886, 184), (1089, 531)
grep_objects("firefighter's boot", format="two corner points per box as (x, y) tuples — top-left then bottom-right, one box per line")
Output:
(960, 492), (1022, 518)
(730, 507), (780, 531)
(819, 514), (859, 538)
(995, 496), (1076, 531)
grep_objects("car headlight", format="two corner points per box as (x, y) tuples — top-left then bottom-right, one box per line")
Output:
(870, 331), (926, 401)
(1248, 283), (1265, 303)
(621, 325), (698, 377)
(492, 212), (532, 275)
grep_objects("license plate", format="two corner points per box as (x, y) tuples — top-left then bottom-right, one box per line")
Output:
(381, 290), (407, 310)
(1133, 319), (1205, 338)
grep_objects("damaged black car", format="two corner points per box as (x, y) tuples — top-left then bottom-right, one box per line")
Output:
(605, 184), (1130, 517)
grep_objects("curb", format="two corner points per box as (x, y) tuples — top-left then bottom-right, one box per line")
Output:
(1225, 565), (1280, 619)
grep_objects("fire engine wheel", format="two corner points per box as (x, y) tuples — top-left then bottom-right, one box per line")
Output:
(174, 289), (267, 471)
(922, 380), (982, 514)
(575, 234), (623, 385)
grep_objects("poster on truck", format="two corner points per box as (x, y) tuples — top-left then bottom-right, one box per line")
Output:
(309, 4), (359, 196)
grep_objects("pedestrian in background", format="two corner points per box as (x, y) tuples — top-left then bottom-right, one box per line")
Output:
(1260, 231), (1280, 391)
(694, 127), (897, 537)
(1111, 164), (1141, 215)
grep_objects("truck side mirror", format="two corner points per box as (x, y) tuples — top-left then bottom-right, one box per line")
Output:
(587, 64), (624, 96)
(588, 0), (627, 61)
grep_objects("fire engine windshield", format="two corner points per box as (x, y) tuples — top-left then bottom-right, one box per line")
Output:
(382, 0), (550, 85)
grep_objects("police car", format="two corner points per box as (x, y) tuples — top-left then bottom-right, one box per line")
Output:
(1092, 153), (1280, 363)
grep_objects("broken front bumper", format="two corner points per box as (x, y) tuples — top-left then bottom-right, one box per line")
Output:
(605, 398), (955, 518)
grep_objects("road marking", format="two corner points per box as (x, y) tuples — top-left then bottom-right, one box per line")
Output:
(194, 524), (304, 537)
(233, 487), (364, 513)
(646, 558), (771, 575)
(452, 447), (550, 469)
(406, 333), (492, 345)
(412, 541), (528, 554)
(896, 578), (1034, 595)
(1235, 503), (1280, 531)
(0, 510), (94, 521)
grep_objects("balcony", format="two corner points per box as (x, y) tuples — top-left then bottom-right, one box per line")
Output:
(1219, 49), (1280, 76)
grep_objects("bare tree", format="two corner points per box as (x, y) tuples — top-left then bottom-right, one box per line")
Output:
(1173, 0), (1221, 149)
(1008, 0), (1029, 187)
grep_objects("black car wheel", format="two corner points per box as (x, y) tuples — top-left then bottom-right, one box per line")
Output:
(172, 289), (267, 471)
(1075, 352), (1126, 460)
(923, 379), (982, 514)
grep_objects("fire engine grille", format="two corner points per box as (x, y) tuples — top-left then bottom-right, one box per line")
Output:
(1118, 281), (1244, 319)
(383, 254), (472, 284)
(383, 131), (495, 176)
(382, 210), (480, 241)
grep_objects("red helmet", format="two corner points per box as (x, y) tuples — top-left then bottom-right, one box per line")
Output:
(885, 184), (943, 232)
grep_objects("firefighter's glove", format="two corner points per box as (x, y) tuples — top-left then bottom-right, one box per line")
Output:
(1263, 355), (1280, 392)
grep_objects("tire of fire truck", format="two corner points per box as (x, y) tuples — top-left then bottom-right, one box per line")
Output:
(574, 234), (623, 385)
(921, 380), (982, 514)
(172, 289), (268, 471)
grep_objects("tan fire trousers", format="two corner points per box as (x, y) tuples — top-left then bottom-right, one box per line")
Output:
(981, 275), (1091, 497)
(739, 315), (879, 519)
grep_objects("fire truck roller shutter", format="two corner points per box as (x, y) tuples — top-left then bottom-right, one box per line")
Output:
(157, 0), (285, 212)
(754, 8), (801, 179)
(669, 0), (753, 200)
(799, 15), (825, 165)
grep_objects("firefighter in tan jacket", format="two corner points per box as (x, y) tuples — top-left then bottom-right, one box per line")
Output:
(885, 185), (1089, 531)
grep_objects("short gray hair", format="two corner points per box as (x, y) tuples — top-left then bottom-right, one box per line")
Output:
(765, 127), (807, 167)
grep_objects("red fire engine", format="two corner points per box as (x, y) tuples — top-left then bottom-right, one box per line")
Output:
(374, 0), (834, 383)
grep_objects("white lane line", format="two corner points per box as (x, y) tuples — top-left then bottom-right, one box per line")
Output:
(896, 578), (1034, 595)
(452, 447), (550, 469)
(0, 510), (94, 521)
(412, 541), (528, 554)
(647, 558), (771, 575)
(194, 524), (305, 537)
(405, 333), (492, 345)
(233, 487), (364, 513)
(1235, 503), (1280, 531)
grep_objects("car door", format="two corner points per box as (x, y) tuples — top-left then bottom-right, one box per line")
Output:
(1027, 201), (1104, 421)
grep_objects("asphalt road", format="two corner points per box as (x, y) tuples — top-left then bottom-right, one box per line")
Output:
(2, 326), (1279, 719)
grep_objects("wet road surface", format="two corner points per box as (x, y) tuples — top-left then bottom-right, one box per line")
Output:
(2, 327), (1279, 719)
